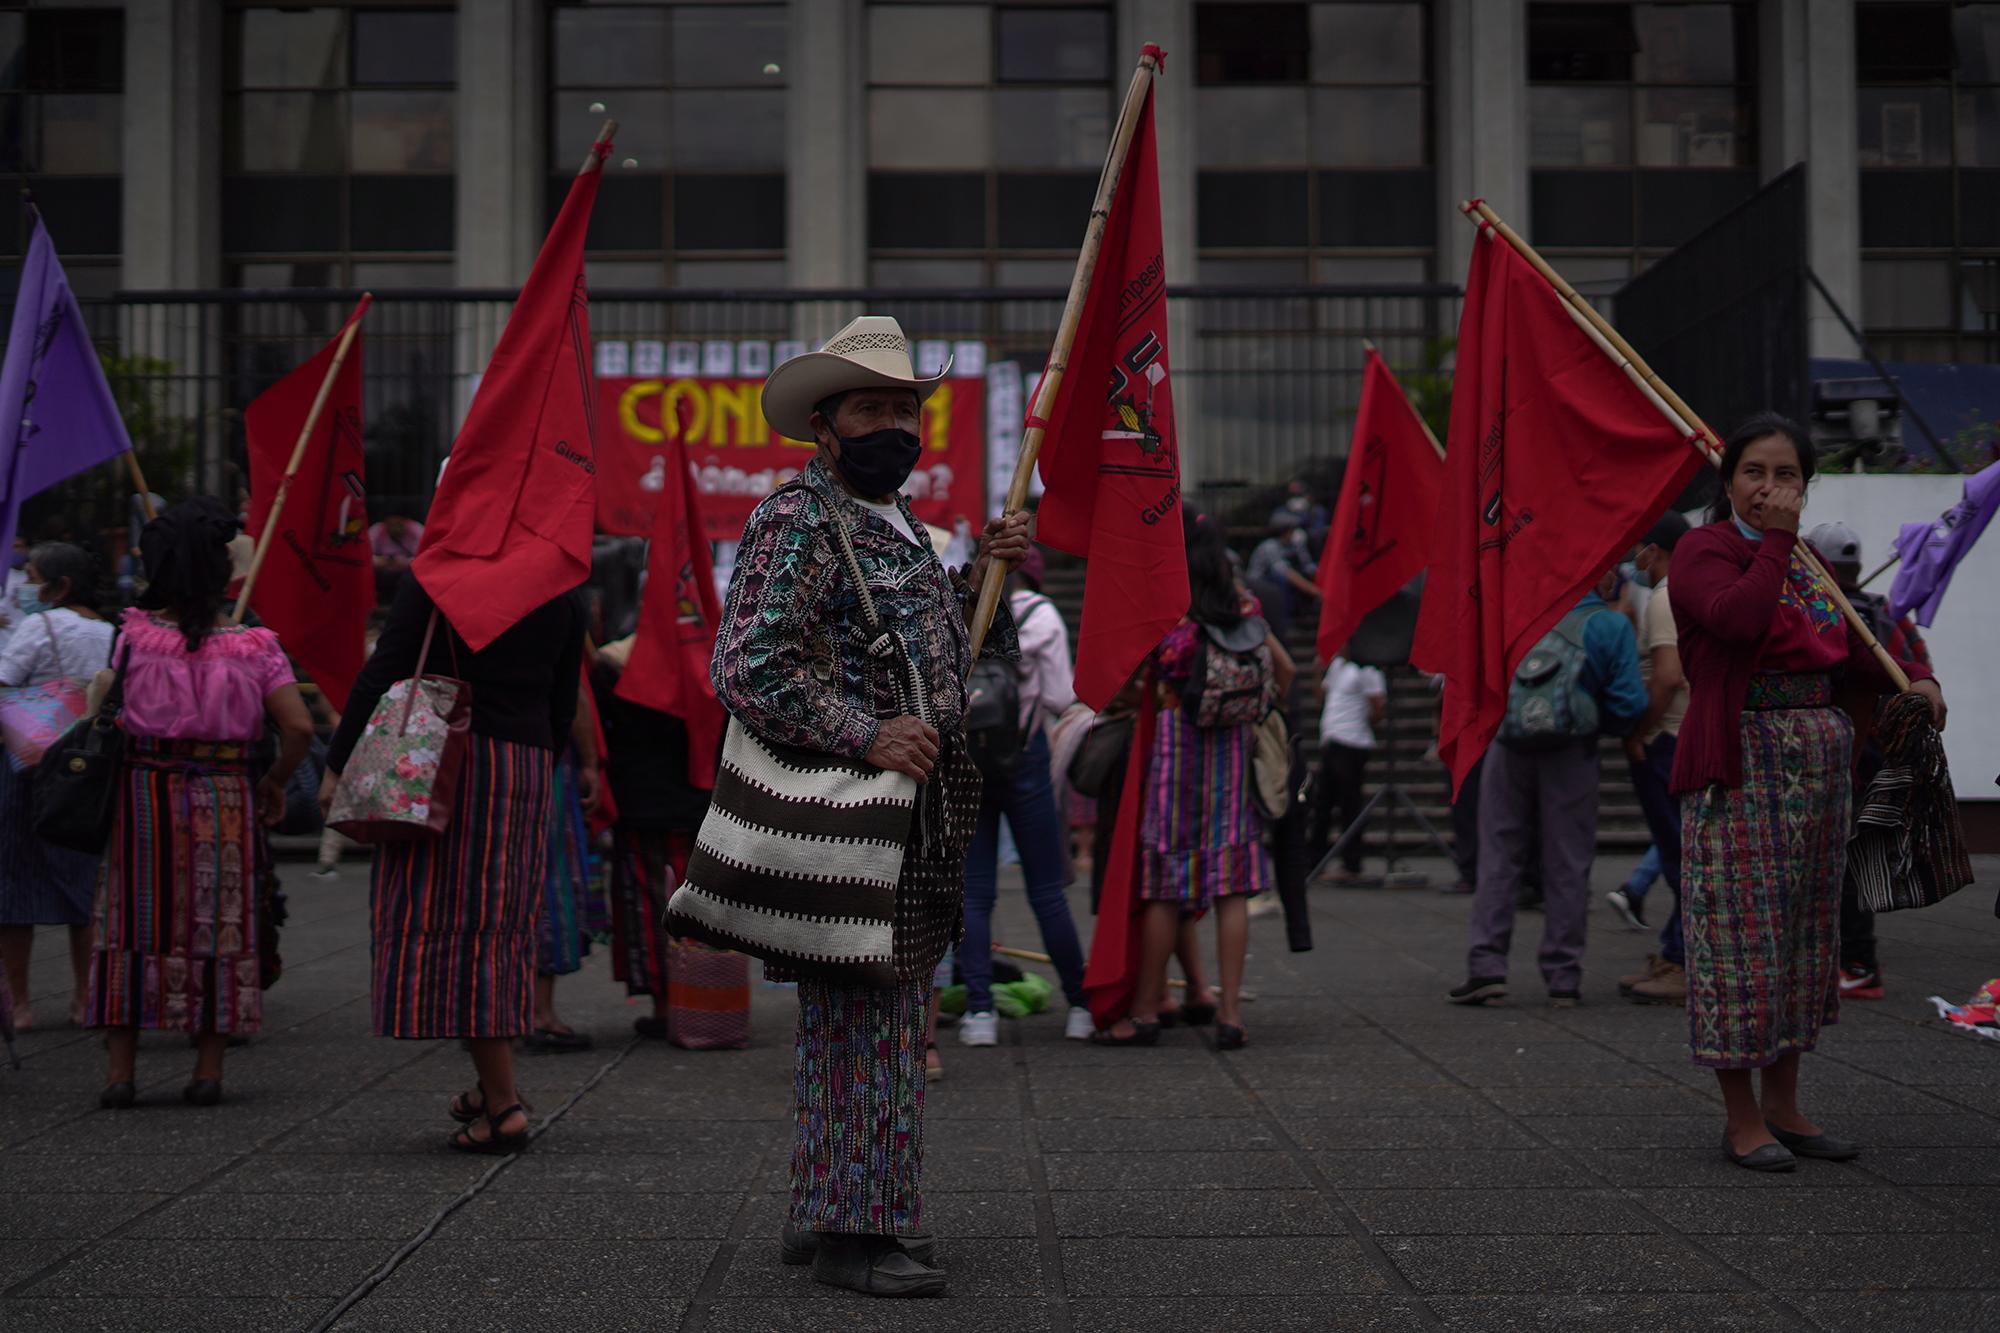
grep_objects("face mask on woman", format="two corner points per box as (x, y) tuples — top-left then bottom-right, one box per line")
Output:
(15, 581), (47, 615)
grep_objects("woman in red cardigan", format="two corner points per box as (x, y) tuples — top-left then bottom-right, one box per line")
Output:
(1669, 413), (1943, 1173)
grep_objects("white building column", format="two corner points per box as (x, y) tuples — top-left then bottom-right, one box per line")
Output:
(457, 0), (545, 289)
(121, 0), (219, 290)
(1763, 0), (1862, 358)
(1436, 0), (1529, 286)
(785, 0), (866, 301)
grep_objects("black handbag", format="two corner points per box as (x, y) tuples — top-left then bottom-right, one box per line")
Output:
(33, 642), (131, 854)
(1068, 711), (1134, 799)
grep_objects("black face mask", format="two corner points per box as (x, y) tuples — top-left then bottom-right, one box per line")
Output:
(831, 426), (922, 497)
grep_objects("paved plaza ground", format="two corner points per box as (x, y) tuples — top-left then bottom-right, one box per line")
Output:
(3, 852), (2000, 1332)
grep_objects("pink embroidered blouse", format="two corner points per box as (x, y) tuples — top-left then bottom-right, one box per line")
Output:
(117, 610), (296, 742)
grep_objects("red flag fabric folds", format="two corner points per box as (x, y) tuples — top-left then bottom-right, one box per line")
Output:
(616, 435), (725, 790)
(245, 297), (372, 713)
(1080, 681), (1157, 1029)
(1315, 347), (1444, 668)
(1412, 231), (1704, 795)
(1034, 79), (1188, 710)
(413, 143), (609, 650)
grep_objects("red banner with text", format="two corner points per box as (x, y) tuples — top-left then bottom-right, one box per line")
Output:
(597, 375), (986, 541)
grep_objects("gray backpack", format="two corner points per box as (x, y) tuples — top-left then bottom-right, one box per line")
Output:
(1498, 605), (1603, 750)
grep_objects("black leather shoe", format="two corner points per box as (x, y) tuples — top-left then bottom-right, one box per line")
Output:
(1721, 1133), (1796, 1172)
(781, 1223), (936, 1267)
(98, 1081), (136, 1110)
(1767, 1122), (1860, 1161)
(182, 1079), (223, 1107)
(810, 1233), (947, 1298)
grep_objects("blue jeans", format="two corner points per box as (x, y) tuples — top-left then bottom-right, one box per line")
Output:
(1625, 845), (1662, 897)
(1626, 732), (1685, 967)
(961, 729), (1088, 1013)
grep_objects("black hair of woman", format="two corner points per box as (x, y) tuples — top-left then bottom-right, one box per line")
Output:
(26, 541), (95, 610)
(135, 496), (242, 653)
(1185, 516), (1244, 630)
(1708, 412), (1815, 524)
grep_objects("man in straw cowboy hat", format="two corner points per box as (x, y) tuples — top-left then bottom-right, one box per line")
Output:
(711, 316), (1030, 1297)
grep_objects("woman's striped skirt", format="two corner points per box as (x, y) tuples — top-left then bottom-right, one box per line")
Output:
(1138, 707), (1273, 904)
(371, 735), (553, 1040)
(0, 758), (100, 927)
(610, 827), (692, 997)
(1680, 696), (1853, 1069)
(789, 978), (931, 1236)
(535, 753), (591, 978)
(86, 738), (261, 1035)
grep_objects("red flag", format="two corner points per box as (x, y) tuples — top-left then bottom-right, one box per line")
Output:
(1080, 679), (1157, 1029)
(413, 139), (610, 650)
(1315, 347), (1444, 668)
(1412, 230), (1704, 795)
(616, 435), (725, 790)
(1034, 70), (1188, 710)
(245, 297), (372, 713)
(583, 659), (619, 838)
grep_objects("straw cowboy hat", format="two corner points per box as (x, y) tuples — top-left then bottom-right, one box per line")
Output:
(760, 315), (950, 443)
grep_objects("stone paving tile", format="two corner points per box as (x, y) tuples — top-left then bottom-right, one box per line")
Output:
(441, 1191), (743, 1240)
(201, 1152), (494, 1195)
(1426, 1293), (1777, 1331)
(1378, 1234), (1733, 1294)
(719, 1237), (1045, 1298)
(494, 1150), (766, 1194)
(376, 1238), (717, 1299)
(1854, 1148), (2000, 1186)
(1067, 1295), (1430, 1332)
(1311, 1148), (1593, 1190)
(1288, 1114), (1542, 1152)
(1723, 1231), (1995, 1291)
(123, 1192), (446, 1241)
(1340, 1187), (1657, 1235)
(1, 1297), (331, 1333)
(0, 1152), (219, 1194)
(1049, 1188), (1340, 1237)
(0, 1240), (80, 1291)
(1256, 1086), (1496, 1118)
(1909, 1185), (2000, 1232)
(1781, 1290), (2000, 1332)
(330, 1296), (689, 1332)
(1027, 1086), (1260, 1119)
(1628, 1185), (1964, 1235)
(19, 1239), (390, 1299)
(1575, 1148), (1877, 1188)
(696, 1297), (1054, 1332)
(1043, 1149), (1311, 1192)
(0, 1192), (171, 1240)
(739, 1187), (1039, 1240)
(1061, 1237), (1390, 1296)
(1030, 1116), (1279, 1153)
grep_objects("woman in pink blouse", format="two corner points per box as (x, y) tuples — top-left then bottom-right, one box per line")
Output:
(87, 500), (314, 1109)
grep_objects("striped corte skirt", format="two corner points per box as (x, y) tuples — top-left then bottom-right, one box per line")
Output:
(789, 977), (931, 1236)
(0, 758), (100, 927)
(1680, 687), (1852, 1069)
(87, 738), (261, 1035)
(611, 827), (693, 997)
(371, 735), (553, 1040)
(1139, 707), (1273, 904)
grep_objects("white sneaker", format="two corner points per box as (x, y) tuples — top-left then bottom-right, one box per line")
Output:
(958, 1011), (998, 1047)
(1064, 1006), (1095, 1041)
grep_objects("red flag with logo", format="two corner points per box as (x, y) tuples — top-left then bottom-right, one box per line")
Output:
(1315, 347), (1444, 669)
(245, 296), (372, 713)
(413, 139), (610, 650)
(1034, 69), (1188, 710)
(1412, 230), (1704, 795)
(616, 434), (725, 790)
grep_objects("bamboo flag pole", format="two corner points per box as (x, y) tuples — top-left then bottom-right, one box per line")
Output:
(231, 294), (372, 623)
(1362, 338), (1445, 462)
(19, 194), (157, 523)
(966, 48), (1163, 664)
(1460, 200), (1912, 693)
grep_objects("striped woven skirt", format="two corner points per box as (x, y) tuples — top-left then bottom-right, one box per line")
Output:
(371, 735), (553, 1040)
(789, 978), (931, 1236)
(86, 739), (261, 1035)
(535, 753), (591, 978)
(0, 758), (100, 926)
(1680, 686), (1852, 1069)
(610, 827), (692, 997)
(1138, 707), (1273, 904)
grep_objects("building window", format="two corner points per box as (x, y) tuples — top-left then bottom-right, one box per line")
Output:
(865, 2), (1113, 288)
(0, 6), (124, 291)
(549, 2), (787, 289)
(1526, 1), (1758, 289)
(1193, 1), (1434, 287)
(1856, 1), (2000, 361)
(223, 4), (457, 288)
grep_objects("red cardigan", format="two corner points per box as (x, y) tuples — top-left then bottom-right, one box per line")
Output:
(1666, 522), (1934, 794)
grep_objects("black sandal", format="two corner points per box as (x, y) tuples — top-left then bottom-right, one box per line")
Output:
(450, 1086), (531, 1125)
(449, 1103), (530, 1155)
(1215, 1023), (1247, 1051)
(1089, 1019), (1161, 1047)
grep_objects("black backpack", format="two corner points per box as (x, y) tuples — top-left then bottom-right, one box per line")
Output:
(964, 596), (1059, 785)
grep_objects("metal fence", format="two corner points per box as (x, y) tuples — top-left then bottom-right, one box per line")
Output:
(49, 285), (1459, 532)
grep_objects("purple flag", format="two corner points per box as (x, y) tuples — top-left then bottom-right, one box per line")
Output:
(0, 216), (133, 557)
(1887, 458), (2000, 627)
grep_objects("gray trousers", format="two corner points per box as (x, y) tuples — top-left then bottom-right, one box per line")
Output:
(1464, 740), (1601, 994)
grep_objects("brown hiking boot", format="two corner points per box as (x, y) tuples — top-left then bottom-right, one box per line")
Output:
(1617, 954), (1669, 994)
(1627, 962), (1686, 1005)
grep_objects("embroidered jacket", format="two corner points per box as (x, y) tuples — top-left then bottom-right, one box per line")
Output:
(711, 457), (1018, 758)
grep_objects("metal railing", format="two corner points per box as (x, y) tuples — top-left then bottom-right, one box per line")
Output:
(46, 284), (1460, 531)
